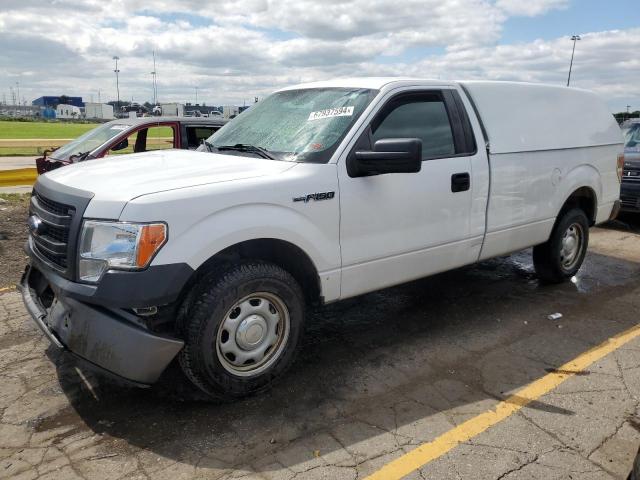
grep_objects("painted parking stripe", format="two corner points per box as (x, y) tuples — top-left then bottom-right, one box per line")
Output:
(365, 323), (640, 480)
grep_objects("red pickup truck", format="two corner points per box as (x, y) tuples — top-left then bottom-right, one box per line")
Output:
(36, 116), (226, 173)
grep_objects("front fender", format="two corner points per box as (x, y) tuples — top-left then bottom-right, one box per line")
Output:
(166, 203), (338, 272)
(150, 201), (341, 302)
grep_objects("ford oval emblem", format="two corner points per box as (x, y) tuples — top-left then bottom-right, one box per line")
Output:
(28, 215), (44, 235)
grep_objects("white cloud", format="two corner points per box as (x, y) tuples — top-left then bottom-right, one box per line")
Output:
(0, 0), (637, 111)
(495, 0), (568, 17)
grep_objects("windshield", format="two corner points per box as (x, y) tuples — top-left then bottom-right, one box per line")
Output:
(623, 123), (640, 153)
(206, 87), (377, 163)
(51, 122), (132, 160)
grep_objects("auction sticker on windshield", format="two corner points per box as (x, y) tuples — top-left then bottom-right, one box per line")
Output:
(308, 106), (354, 121)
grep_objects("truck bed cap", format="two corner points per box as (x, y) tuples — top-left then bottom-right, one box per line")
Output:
(459, 81), (622, 154)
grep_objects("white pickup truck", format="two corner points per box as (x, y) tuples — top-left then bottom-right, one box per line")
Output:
(20, 78), (623, 399)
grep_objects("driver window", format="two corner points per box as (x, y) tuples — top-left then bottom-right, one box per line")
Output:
(145, 126), (175, 151)
(186, 126), (219, 149)
(109, 130), (139, 155)
(110, 126), (175, 154)
(372, 94), (455, 160)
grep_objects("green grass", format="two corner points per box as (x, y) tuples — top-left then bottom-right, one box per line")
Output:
(0, 147), (44, 156)
(0, 120), (99, 139)
(0, 122), (174, 156)
(0, 120), (175, 140)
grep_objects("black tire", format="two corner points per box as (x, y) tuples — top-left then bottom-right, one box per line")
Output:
(630, 447), (640, 480)
(178, 261), (304, 400)
(533, 208), (590, 283)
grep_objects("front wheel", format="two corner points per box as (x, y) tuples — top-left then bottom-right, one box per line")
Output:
(533, 208), (590, 283)
(178, 261), (305, 400)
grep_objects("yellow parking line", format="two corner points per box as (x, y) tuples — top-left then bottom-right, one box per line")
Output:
(365, 323), (640, 480)
(0, 286), (16, 293)
(0, 168), (37, 187)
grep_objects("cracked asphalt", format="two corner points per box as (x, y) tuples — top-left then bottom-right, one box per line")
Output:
(2, 218), (640, 479)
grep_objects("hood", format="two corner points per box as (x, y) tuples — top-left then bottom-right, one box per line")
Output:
(624, 149), (640, 165)
(624, 146), (640, 163)
(43, 149), (296, 202)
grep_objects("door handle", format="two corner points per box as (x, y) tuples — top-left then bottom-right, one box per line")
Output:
(451, 173), (470, 192)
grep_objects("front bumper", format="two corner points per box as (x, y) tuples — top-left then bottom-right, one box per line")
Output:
(609, 199), (621, 220)
(19, 265), (184, 385)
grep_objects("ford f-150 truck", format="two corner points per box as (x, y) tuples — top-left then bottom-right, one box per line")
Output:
(20, 78), (624, 400)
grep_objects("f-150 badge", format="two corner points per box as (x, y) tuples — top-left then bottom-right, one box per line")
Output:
(293, 192), (335, 203)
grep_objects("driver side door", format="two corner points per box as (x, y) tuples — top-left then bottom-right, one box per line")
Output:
(338, 88), (481, 299)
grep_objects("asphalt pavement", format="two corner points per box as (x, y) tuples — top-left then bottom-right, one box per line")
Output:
(1, 221), (640, 479)
(0, 156), (37, 171)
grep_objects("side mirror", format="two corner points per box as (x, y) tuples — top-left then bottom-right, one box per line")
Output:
(111, 138), (129, 152)
(352, 138), (422, 177)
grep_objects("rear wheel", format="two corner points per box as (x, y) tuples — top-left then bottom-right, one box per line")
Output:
(533, 208), (589, 283)
(178, 261), (304, 400)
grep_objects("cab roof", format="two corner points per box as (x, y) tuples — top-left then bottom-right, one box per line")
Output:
(103, 116), (226, 127)
(276, 77), (454, 92)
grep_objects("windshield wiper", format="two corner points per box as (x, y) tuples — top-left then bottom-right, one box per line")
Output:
(216, 143), (275, 160)
(69, 150), (93, 162)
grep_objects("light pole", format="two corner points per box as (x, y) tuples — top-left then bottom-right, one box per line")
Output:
(150, 50), (158, 105)
(195, 86), (198, 105)
(567, 35), (580, 87)
(113, 56), (120, 116)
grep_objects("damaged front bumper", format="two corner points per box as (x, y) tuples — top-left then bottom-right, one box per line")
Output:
(19, 265), (184, 385)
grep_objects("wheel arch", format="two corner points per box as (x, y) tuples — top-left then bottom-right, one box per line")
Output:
(559, 164), (602, 226)
(180, 238), (322, 306)
(558, 185), (598, 226)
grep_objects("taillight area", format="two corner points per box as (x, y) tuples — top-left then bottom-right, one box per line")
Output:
(617, 153), (624, 183)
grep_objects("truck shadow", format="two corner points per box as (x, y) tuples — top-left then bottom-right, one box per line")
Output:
(47, 248), (640, 474)
(604, 212), (640, 234)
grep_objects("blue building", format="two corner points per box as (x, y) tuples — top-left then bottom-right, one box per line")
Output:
(32, 96), (83, 108)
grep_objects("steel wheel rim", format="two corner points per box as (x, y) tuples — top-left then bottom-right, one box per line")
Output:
(216, 292), (290, 377)
(560, 222), (584, 270)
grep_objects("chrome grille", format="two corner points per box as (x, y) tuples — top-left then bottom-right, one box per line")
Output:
(623, 165), (640, 183)
(620, 194), (640, 209)
(29, 192), (75, 270)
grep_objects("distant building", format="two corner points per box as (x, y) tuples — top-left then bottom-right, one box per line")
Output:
(84, 102), (114, 120)
(223, 105), (240, 119)
(56, 104), (81, 119)
(0, 105), (41, 118)
(160, 103), (185, 117)
(33, 96), (83, 108)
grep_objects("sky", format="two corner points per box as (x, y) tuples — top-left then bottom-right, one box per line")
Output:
(0, 0), (638, 112)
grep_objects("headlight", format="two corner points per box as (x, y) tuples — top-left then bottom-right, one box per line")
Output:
(79, 220), (167, 283)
